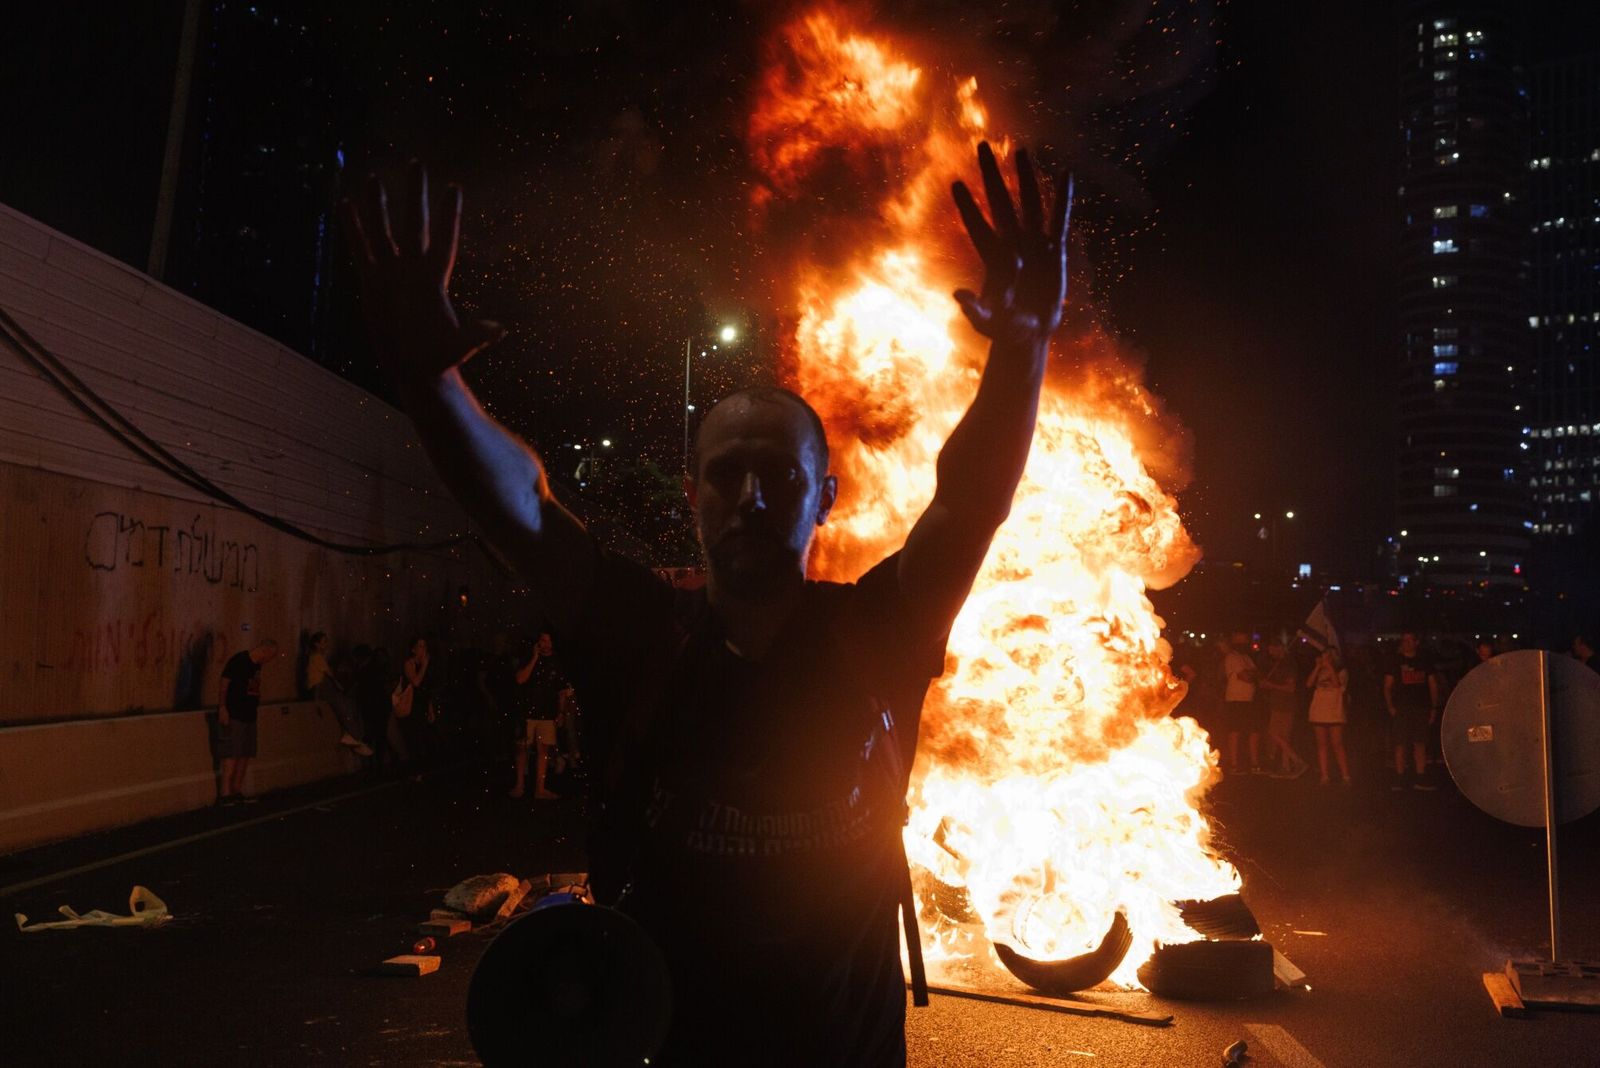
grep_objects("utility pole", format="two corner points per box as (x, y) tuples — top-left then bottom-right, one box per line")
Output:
(147, 0), (203, 280)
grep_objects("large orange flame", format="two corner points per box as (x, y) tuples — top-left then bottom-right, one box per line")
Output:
(748, 7), (1238, 989)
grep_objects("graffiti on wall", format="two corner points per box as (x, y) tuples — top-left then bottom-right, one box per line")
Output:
(61, 612), (231, 675)
(84, 511), (260, 592)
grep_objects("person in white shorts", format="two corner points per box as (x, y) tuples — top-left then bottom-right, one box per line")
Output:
(510, 632), (571, 800)
(1305, 646), (1350, 785)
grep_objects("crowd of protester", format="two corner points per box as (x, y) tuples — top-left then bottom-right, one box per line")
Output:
(1171, 628), (1599, 790)
(209, 627), (583, 806)
(214, 619), (1593, 806)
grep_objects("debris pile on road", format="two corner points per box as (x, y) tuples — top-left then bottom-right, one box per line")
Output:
(443, 873), (523, 917)
(982, 889), (1308, 1005)
(15, 885), (171, 932)
(366, 872), (589, 980)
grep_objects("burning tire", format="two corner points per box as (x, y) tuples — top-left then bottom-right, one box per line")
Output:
(993, 911), (1132, 995)
(1135, 939), (1275, 1001)
(1175, 893), (1260, 940)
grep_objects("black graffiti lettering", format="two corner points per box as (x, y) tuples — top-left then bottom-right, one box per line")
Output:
(80, 511), (260, 591)
(119, 515), (146, 566)
(241, 544), (259, 592)
(85, 511), (119, 570)
(148, 525), (169, 568)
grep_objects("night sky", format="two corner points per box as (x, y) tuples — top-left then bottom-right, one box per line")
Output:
(4, 1), (1597, 575)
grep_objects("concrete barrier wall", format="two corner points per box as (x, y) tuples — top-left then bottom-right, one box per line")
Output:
(0, 461), (475, 723)
(0, 700), (365, 855)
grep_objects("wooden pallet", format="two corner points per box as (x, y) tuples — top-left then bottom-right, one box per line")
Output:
(1505, 959), (1600, 1011)
(1482, 971), (1528, 1018)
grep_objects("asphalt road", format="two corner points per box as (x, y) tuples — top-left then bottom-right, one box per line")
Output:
(3, 751), (1598, 1067)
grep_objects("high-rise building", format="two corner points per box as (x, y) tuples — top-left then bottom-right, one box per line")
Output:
(161, 1), (354, 363)
(1525, 52), (1599, 540)
(1395, 4), (1530, 590)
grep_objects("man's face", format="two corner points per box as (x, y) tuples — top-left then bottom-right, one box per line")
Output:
(253, 646), (279, 665)
(537, 633), (554, 656)
(688, 396), (837, 602)
(1400, 633), (1419, 656)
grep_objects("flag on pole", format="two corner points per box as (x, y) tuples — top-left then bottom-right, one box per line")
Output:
(1299, 598), (1341, 656)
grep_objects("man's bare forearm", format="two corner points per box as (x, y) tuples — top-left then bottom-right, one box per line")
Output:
(402, 369), (594, 628)
(402, 369), (563, 553)
(933, 337), (1048, 526)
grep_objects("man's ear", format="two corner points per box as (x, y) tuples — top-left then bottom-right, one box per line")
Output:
(815, 474), (838, 525)
(682, 472), (697, 509)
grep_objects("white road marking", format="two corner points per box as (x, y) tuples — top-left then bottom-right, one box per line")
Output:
(1245, 1023), (1328, 1068)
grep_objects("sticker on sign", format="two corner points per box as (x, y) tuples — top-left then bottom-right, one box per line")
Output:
(1467, 725), (1494, 743)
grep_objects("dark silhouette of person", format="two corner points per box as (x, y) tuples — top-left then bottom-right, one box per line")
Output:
(343, 142), (1071, 1067)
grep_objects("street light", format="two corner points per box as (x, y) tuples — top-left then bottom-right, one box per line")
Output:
(1253, 508), (1298, 571)
(684, 325), (740, 474)
(574, 438), (613, 488)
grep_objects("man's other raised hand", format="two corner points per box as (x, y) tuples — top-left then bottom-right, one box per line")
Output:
(951, 142), (1072, 351)
(340, 161), (505, 391)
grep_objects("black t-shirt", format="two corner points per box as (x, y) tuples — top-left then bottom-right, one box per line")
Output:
(516, 655), (569, 721)
(1390, 652), (1434, 711)
(221, 651), (263, 721)
(557, 545), (946, 1068)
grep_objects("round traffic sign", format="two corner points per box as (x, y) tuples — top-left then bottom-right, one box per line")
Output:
(1441, 651), (1600, 828)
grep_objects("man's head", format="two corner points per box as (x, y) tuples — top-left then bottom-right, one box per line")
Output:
(1399, 631), (1420, 657)
(687, 387), (837, 602)
(1575, 634), (1595, 661)
(536, 632), (554, 656)
(251, 639), (279, 665)
(1228, 631), (1251, 652)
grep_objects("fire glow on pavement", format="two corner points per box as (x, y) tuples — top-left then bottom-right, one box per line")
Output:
(747, 6), (1239, 990)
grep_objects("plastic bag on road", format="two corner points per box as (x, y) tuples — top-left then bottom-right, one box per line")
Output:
(15, 886), (171, 932)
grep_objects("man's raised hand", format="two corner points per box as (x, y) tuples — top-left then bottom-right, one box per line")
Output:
(951, 142), (1072, 349)
(340, 161), (505, 390)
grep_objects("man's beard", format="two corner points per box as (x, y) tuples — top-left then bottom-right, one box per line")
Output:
(707, 529), (803, 603)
